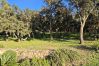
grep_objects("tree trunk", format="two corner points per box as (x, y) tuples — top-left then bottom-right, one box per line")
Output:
(32, 32), (34, 39)
(5, 31), (8, 41)
(17, 32), (20, 42)
(50, 21), (53, 40)
(80, 25), (84, 44)
(80, 19), (86, 44)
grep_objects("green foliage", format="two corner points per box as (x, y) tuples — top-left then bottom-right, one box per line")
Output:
(0, 50), (17, 66)
(18, 59), (30, 66)
(46, 49), (80, 66)
(82, 52), (99, 66)
(31, 57), (50, 66)
(1, 48), (99, 66)
(18, 57), (50, 66)
(91, 41), (99, 51)
(0, 0), (98, 42)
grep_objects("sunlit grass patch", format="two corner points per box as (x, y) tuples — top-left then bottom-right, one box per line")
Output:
(0, 39), (98, 50)
(0, 39), (80, 49)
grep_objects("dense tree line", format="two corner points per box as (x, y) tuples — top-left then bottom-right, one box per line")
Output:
(0, 0), (99, 44)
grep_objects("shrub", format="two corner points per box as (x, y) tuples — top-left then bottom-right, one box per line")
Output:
(82, 52), (99, 66)
(0, 49), (81, 66)
(18, 59), (30, 66)
(46, 49), (80, 66)
(18, 57), (50, 66)
(31, 57), (50, 66)
(0, 50), (17, 66)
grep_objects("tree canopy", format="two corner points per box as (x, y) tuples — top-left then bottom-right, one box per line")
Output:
(0, 0), (99, 43)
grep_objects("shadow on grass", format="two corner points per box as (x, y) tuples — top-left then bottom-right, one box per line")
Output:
(74, 45), (95, 51)
(0, 35), (5, 41)
(0, 32), (97, 43)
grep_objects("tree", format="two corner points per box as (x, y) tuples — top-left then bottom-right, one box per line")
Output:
(0, 0), (13, 40)
(70, 0), (99, 44)
(41, 0), (66, 40)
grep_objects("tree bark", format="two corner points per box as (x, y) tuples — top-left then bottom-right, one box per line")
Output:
(80, 24), (84, 44)
(50, 21), (53, 40)
(80, 19), (86, 44)
(5, 31), (8, 41)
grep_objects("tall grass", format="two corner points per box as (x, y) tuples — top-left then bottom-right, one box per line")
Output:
(0, 49), (99, 66)
(82, 52), (99, 66)
(46, 49), (80, 66)
(0, 50), (17, 66)
(31, 57), (50, 66)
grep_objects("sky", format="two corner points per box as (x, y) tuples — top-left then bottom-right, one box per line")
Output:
(7, 0), (45, 10)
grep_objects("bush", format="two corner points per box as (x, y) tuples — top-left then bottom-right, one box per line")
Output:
(18, 57), (50, 66)
(82, 52), (99, 66)
(0, 49), (80, 66)
(0, 50), (17, 66)
(46, 49), (80, 66)
(18, 59), (30, 66)
(31, 57), (50, 66)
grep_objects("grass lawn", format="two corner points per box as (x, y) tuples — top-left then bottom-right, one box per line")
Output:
(0, 39), (78, 50)
(0, 38), (98, 50)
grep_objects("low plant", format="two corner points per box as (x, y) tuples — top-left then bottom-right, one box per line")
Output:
(82, 52), (99, 66)
(46, 49), (80, 66)
(31, 57), (50, 66)
(18, 59), (30, 66)
(0, 50), (17, 66)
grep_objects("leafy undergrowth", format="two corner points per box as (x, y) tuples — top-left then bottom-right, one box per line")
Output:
(0, 39), (99, 66)
(83, 52), (99, 66)
(0, 48), (99, 66)
(46, 49), (81, 66)
(0, 50), (17, 66)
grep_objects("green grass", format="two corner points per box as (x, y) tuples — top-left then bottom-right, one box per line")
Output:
(0, 38), (99, 66)
(0, 38), (99, 50)
(0, 39), (81, 50)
